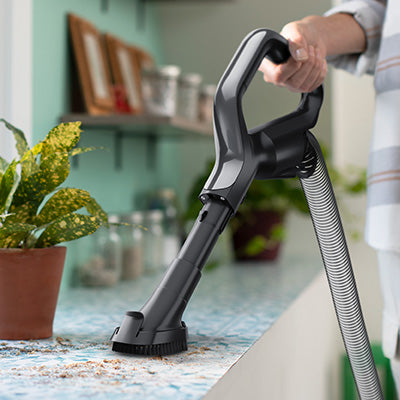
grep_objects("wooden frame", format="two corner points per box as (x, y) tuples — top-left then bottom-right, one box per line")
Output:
(105, 33), (143, 114)
(68, 14), (114, 115)
(135, 47), (155, 72)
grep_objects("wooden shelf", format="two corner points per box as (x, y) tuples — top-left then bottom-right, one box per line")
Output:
(60, 113), (213, 137)
(60, 113), (213, 170)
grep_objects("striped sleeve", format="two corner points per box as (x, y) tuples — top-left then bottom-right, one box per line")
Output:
(324, 0), (386, 75)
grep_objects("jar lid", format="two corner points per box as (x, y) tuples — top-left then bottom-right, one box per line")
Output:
(108, 214), (119, 224)
(142, 65), (181, 78)
(201, 84), (217, 96)
(121, 212), (144, 225)
(146, 210), (164, 222)
(130, 211), (144, 225)
(179, 73), (202, 86)
(156, 188), (177, 201)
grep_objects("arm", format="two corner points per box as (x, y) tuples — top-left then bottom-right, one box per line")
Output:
(259, 0), (386, 92)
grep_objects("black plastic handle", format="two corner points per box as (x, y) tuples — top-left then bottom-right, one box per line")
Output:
(264, 38), (291, 64)
(202, 28), (324, 212)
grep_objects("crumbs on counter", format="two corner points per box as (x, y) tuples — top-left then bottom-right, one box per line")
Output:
(8, 359), (135, 380)
(0, 337), (109, 358)
(185, 345), (211, 356)
(56, 336), (72, 346)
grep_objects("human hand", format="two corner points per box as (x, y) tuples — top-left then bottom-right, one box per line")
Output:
(259, 19), (328, 92)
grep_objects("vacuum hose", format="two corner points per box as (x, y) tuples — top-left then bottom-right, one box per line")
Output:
(300, 134), (383, 399)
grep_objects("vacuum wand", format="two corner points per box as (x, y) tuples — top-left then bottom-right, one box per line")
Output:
(111, 28), (383, 399)
(111, 197), (232, 355)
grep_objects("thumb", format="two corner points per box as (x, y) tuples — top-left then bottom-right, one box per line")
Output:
(288, 38), (308, 62)
(280, 24), (309, 62)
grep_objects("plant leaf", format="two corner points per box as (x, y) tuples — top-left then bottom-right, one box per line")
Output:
(85, 197), (109, 227)
(12, 152), (70, 208)
(0, 118), (29, 158)
(20, 150), (40, 181)
(5, 201), (40, 225)
(0, 222), (36, 248)
(36, 213), (99, 248)
(244, 235), (269, 257)
(69, 146), (104, 157)
(36, 188), (91, 226)
(41, 122), (81, 159)
(19, 142), (42, 180)
(0, 157), (9, 175)
(0, 160), (18, 214)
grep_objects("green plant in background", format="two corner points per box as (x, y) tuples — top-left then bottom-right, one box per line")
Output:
(186, 148), (367, 258)
(0, 119), (108, 248)
(185, 160), (310, 222)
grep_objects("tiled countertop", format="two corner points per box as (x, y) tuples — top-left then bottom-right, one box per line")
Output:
(0, 254), (322, 400)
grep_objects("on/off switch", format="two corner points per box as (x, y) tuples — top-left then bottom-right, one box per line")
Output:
(199, 210), (208, 222)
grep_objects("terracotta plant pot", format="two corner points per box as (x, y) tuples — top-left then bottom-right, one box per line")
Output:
(232, 210), (284, 262)
(0, 246), (66, 340)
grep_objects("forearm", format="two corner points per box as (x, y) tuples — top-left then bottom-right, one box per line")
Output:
(301, 13), (367, 56)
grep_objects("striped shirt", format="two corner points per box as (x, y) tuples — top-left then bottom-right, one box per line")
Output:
(325, 0), (400, 251)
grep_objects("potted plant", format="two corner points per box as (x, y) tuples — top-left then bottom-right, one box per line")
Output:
(186, 155), (366, 262)
(0, 119), (108, 340)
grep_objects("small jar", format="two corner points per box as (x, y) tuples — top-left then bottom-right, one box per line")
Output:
(79, 215), (123, 287)
(120, 212), (145, 280)
(198, 84), (216, 124)
(146, 188), (181, 267)
(143, 210), (164, 274)
(141, 65), (181, 117)
(177, 73), (202, 121)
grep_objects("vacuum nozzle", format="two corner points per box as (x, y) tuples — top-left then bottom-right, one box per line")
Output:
(111, 311), (188, 356)
(111, 198), (232, 356)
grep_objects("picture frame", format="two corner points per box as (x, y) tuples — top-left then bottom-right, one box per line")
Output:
(135, 47), (155, 72)
(105, 33), (143, 114)
(68, 14), (115, 115)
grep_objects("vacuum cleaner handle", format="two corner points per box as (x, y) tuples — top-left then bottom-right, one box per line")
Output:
(202, 28), (323, 212)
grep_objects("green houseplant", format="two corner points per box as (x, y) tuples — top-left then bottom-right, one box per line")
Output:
(0, 119), (108, 340)
(186, 156), (366, 262)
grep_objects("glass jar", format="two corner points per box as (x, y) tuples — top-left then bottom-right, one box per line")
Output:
(177, 73), (202, 121)
(141, 65), (181, 117)
(120, 212), (144, 280)
(79, 214), (123, 287)
(146, 188), (181, 268)
(143, 210), (164, 274)
(198, 84), (216, 125)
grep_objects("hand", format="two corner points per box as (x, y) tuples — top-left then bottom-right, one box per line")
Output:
(259, 19), (328, 92)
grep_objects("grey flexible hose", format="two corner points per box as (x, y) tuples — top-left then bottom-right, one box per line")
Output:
(299, 133), (383, 400)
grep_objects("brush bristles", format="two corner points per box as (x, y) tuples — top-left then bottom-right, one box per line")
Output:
(112, 340), (188, 356)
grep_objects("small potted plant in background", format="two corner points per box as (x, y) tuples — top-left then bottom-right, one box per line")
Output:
(186, 155), (366, 263)
(0, 119), (108, 340)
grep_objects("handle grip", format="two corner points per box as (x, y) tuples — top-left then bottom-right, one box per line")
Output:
(264, 38), (291, 64)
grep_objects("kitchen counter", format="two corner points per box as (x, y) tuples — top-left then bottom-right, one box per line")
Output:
(0, 254), (322, 400)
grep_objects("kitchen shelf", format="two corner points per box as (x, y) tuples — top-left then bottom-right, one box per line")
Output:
(60, 113), (213, 137)
(60, 113), (213, 169)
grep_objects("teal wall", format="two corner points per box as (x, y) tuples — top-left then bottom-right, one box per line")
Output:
(32, 0), (165, 213)
(32, 0), (215, 289)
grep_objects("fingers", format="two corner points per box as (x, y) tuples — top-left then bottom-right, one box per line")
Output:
(259, 20), (327, 93)
(292, 46), (327, 92)
(258, 57), (301, 87)
(287, 33), (309, 62)
(259, 45), (327, 93)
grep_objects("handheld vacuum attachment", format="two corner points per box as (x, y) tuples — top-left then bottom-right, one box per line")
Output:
(111, 29), (383, 399)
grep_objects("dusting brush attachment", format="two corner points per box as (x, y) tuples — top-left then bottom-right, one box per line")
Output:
(111, 311), (188, 356)
(111, 197), (232, 356)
